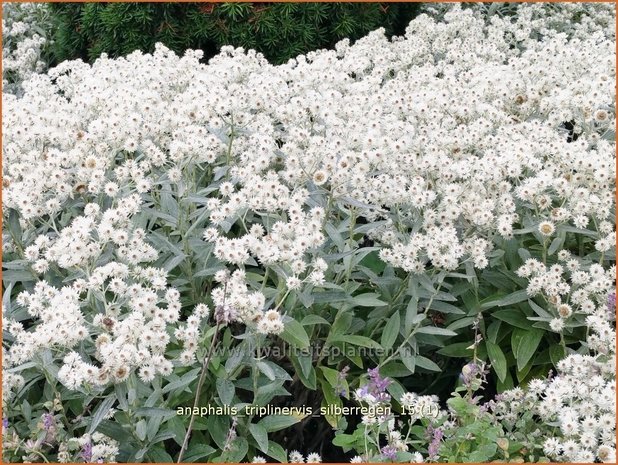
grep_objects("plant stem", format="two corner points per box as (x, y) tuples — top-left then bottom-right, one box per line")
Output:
(176, 320), (222, 463)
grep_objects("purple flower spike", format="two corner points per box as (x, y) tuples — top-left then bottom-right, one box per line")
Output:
(42, 413), (54, 430)
(427, 424), (444, 460)
(366, 367), (392, 402)
(80, 441), (93, 462)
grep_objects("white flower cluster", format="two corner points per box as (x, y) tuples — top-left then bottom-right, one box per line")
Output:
(288, 450), (322, 463)
(4, 261), (186, 390)
(2, 3), (51, 94)
(491, 288), (615, 462)
(211, 270), (284, 335)
(399, 392), (444, 423)
(1, 184), (210, 390)
(3, 3), (615, 284)
(1, 2), (615, 438)
(60, 432), (119, 463)
(174, 303), (210, 365)
(517, 253), (616, 334)
(1, 343), (24, 404)
(205, 204), (325, 268)
(424, 2), (615, 43)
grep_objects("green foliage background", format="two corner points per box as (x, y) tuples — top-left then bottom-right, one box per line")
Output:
(49, 2), (420, 65)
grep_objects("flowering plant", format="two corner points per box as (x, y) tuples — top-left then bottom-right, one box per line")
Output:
(2, 3), (53, 96)
(2, 2), (615, 463)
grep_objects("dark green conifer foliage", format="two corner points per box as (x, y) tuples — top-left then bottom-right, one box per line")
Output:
(49, 3), (419, 65)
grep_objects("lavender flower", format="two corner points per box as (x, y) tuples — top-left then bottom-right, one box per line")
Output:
(80, 441), (93, 462)
(459, 361), (488, 391)
(381, 445), (398, 461)
(366, 368), (392, 402)
(335, 365), (350, 397)
(426, 425), (444, 461)
(42, 413), (54, 430)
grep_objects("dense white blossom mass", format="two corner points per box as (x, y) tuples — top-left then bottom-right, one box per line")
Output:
(1, 3), (616, 463)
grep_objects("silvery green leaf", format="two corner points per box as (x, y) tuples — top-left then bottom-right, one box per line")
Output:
(400, 350), (416, 373)
(149, 231), (184, 257)
(259, 414), (302, 433)
(405, 298), (421, 334)
(301, 315), (330, 326)
(429, 300), (465, 314)
(354, 220), (388, 234)
(254, 381), (289, 406)
(381, 311), (400, 350)
(416, 326), (457, 337)
(225, 346), (246, 375)
(213, 165), (229, 181)
(87, 395), (117, 434)
(258, 361), (292, 381)
(135, 407), (177, 421)
(249, 423), (269, 453)
(311, 290), (348, 304)
(185, 209), (210, 236)
(558, 225), (598, 237)
(351, 293), (387, 307)
(529, 299), (552, 318)
(298, 288), (314, 307)
(133, 447), (149, 462)
(219, 218), (233, 233)
(7, 208), (22, 242)
(162, 253), (186, 272)
(548, 234), (565, 256)
(135, 419), (148, 441)
(322, 250), (356, 261)
(338, 196), (385, 212)
(5, 361), (37, 373)
(160, 190), (178, 217)
(2, 269), (36, 284)
(216, 378), (235, 405)
(207, 125), (229, 143)
(256, 361), (276, 381)
(324, 222), (345, 250)
(182, 445), (216, 462)
(141, 207), (177, 227)
(2, 260), (28, 270)
(192, 265), (223, 278)
(414, 355), (441, 372)
(115, 383), (129, 411)
(446, 316), (476, 331)
(161, 368), (200, 394)
(279, 318), (310, 349)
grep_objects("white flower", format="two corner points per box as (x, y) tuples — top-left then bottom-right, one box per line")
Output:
(306, 453), (322, 463)
(538, 221), (556, 237)
(256, 310), (285, 335)
(598, 445), (616, 463)
(557, 304), (573, 319)
(286, 276), (302, 290)
(312, 170), (328, 186)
